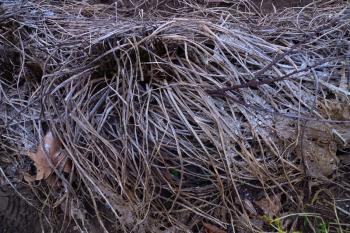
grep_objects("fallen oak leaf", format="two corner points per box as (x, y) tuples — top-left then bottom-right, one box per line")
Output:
(203, 223), (226, 233)
(25, 131), (71, 182)
(27, 150), (51, 181)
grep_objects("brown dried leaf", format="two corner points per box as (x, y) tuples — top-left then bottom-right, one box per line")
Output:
(255, 195), (281, 217)
(203, 223), (226, 233)
(302, 140), (338, 177)
(326, 102), (350, 120)
(25, 131), (71, 182)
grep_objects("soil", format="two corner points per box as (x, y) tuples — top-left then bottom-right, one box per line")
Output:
(0, 185), (42, 233)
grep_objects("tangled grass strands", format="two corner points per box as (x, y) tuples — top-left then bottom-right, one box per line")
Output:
(1, 0), (350, 232)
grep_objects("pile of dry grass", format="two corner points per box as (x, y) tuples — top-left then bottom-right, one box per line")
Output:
(0, 0), (350, 232)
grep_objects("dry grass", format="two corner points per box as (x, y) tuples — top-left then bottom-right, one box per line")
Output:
(0, 0), (350, 232)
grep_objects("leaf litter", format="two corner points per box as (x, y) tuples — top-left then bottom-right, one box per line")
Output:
(255, 194), (282, 218)
(0, 0), (349, 232)
(24, 131), (71, 182)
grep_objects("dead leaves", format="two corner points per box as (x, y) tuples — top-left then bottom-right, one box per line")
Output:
(203, 223), (226, 233)
(324, 102), (350, 121)
(275, 119), (340, 177)
(302, 139), (338, 178)
(255, 195), (282, 218)
(25, 131), (71, 183)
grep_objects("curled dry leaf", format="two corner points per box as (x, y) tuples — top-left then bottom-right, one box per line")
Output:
(203, 223), (226, 233)
(25, 131), (71, 182)
(255, 195), (281, 218)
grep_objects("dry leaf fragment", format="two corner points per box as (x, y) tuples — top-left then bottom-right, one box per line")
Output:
(25, 131), (71, 182)
(302, 139), (338, 177)
(203, 223), (226, 233)
(255, 195), (281, 217)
